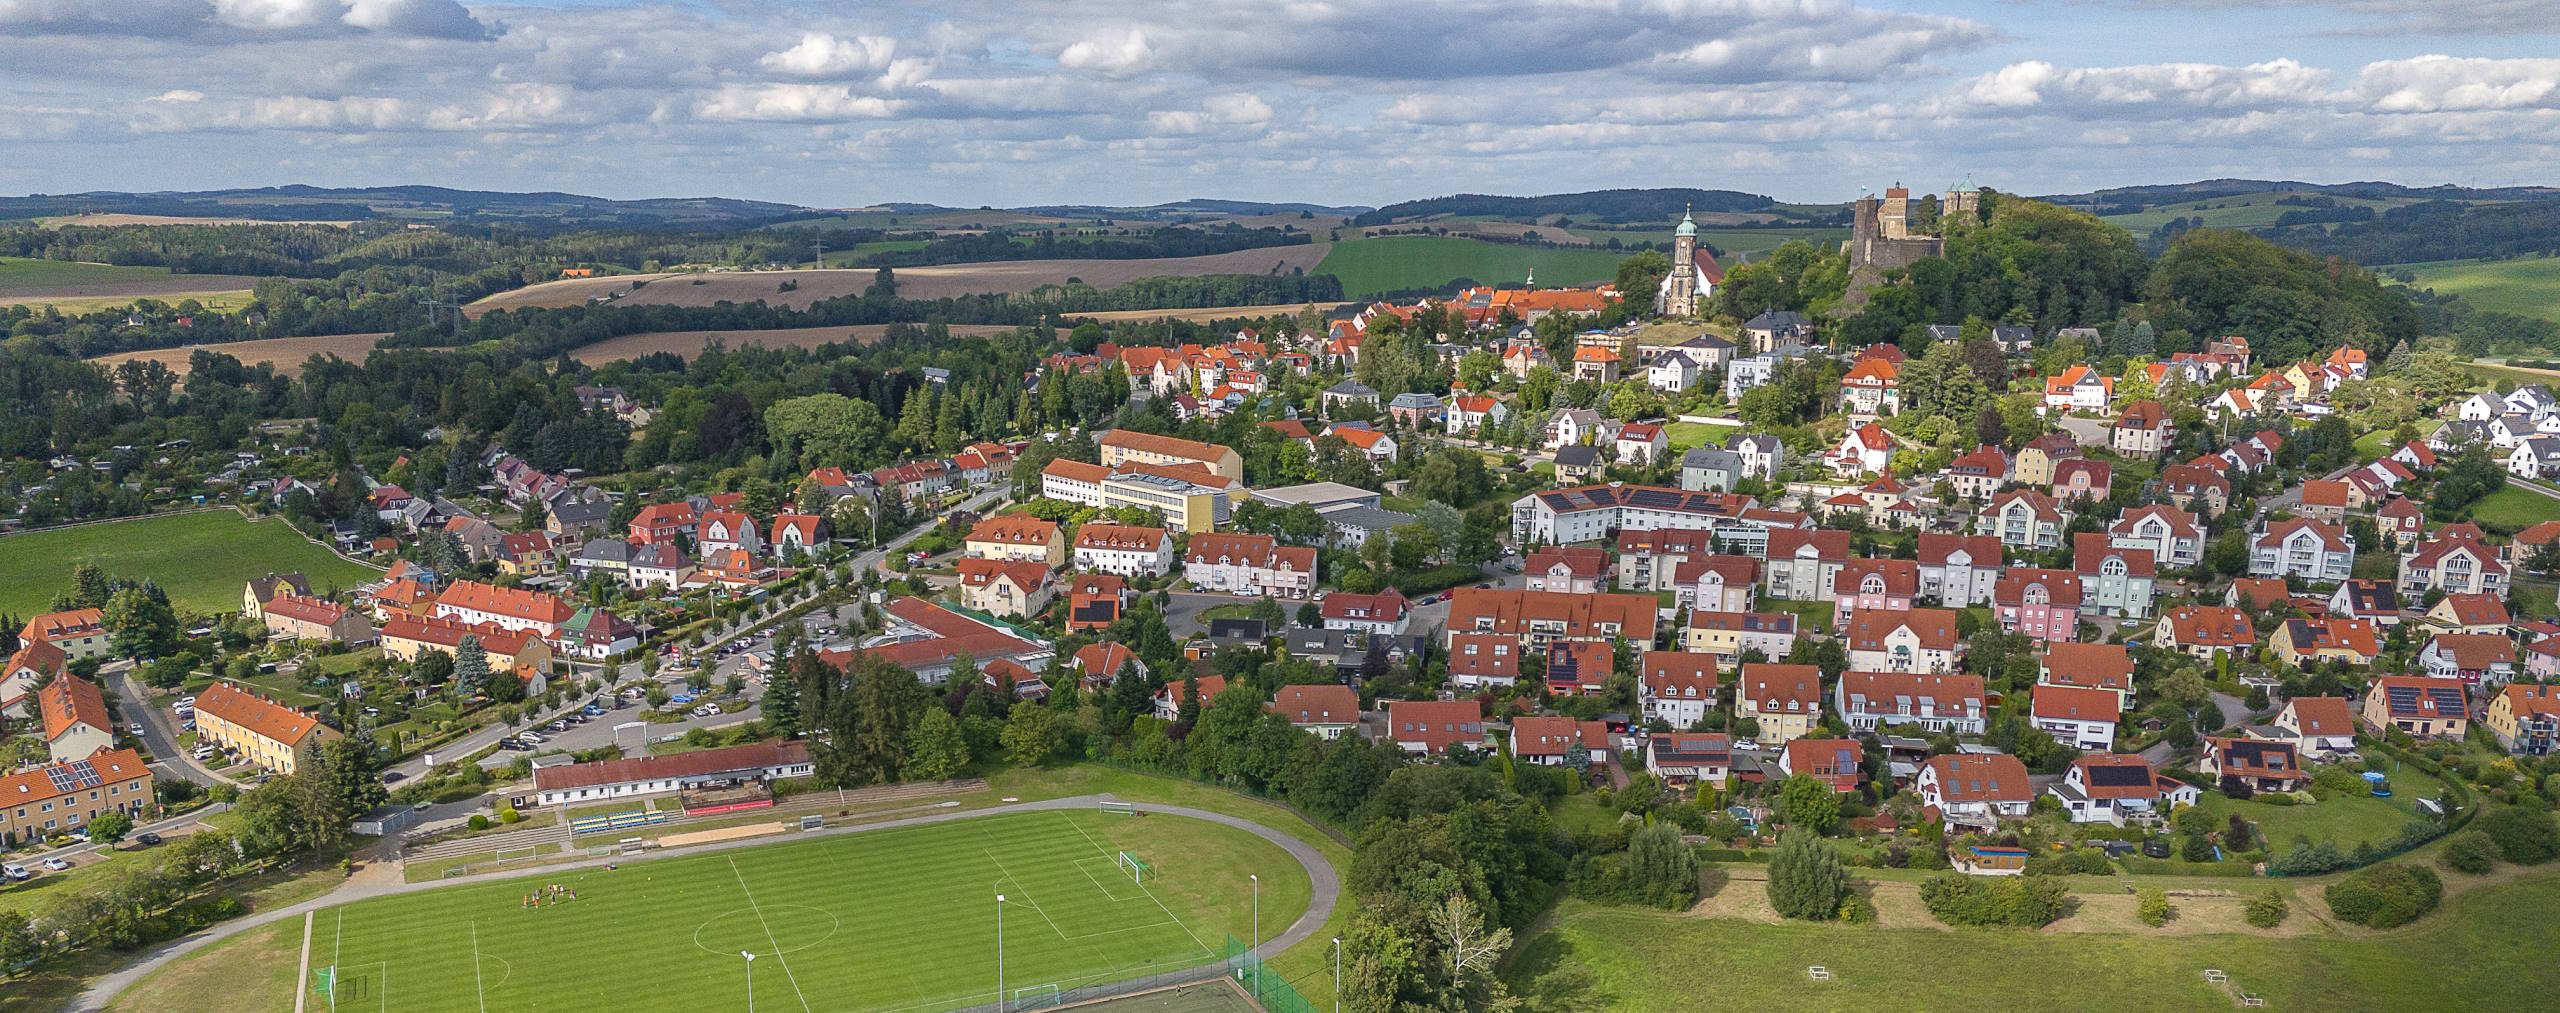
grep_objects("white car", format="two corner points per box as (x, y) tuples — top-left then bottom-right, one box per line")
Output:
(1, 864), (28, 882)
(517, 732), (545, 745)
(41, 857), (71, 871)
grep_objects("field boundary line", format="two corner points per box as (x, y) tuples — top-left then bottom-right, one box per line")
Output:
(469, 921), (486, 1013)
(729, 855), (814, 1013)
(979, 847), (1074, 942)
(294, 912), (313, 1013)
(1057, 810), (1211, 954)
(1070, 855), (1140, 903)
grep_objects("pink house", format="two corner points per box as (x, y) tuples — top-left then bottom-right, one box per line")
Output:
(1994, 567), (2083, 643)
(1830, 558), (1918, 630)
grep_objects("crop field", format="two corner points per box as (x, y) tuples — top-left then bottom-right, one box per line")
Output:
(87, 333), (390, 378)
(301, 809), (1303, 1013)
(34, 213), (358, 227)
(1062, 302), (1347, 324)
(0, 256), (260, 308)
(466, 246), (1332, 316)
(1313, 236), (1626, 297)
(2097, 192), (2416, 232)
(566, 324), (1017, 364)
(2390, 255), (2560, 322)
(0, 510), (380, 616)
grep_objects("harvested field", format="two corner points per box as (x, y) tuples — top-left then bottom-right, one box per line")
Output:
(1063, 302), (1348, 323)
(465, 245), (1332, 316)
(0, 256), (262, 304)
(567, 323), (1015, 364)
(88, 333), (390, 377)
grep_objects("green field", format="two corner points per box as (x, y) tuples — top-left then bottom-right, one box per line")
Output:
(0, 255), (259, 310)
(0, 256), (175, 293)
(307, 809), (1302, 1013)
(2390, 255), (2560, 322)
(1315, 236), (1627, 298)
(1510, 869), (2560, 1012)
(2197, 765), (2448, 853)
(2097, 192), (2414, 233)
(2467, 485), (2560, 530)
(0, 510), (380, 616)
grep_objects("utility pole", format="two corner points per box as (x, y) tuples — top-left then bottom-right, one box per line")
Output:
(812, 238), (826, 270)
(1332, 936), (1342, 1013)
(1250, 873), (1261, 993)
(741, 951), (755, 1012)
(996, 893), (1007, 1013)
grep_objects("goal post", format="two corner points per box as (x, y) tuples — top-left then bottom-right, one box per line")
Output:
(1118, 850), (1150, 885)
(313, 965), (335, 1008)
(1013, 983), (1061, 1010)
(494, 845), (542, 863)
(1098, 800), (1136, 816)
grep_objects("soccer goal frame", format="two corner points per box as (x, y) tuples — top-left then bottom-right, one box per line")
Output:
(1098, 800), (1137, 816)
(493, 845), (543, 863)
(1117, 850), (1151, 885)
(1013, 983), (1062, 1010)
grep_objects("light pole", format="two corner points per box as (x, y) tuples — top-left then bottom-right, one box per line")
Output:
(1332, 936), (1342, 1013)
(1250, 873), (1260, 993)
(996, 892), (1007, 1013)
(741, 951), (756, 1013)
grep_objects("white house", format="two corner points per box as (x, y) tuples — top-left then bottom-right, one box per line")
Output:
(2047, 754), (2198, 826)
(1071, 523), (1176, 577)
(1639, 651), (1720, 729)
(2108, 504), (2206, 570)
(1828, 423), (1894, 477)
(1915, 753), (2032, 829)
(531, 742), (813, 807)
(2250, 518), (2356, 583)
(1730, 434), (1783, 481)
(2030, 684), (2121, 750)
(1647, 350), (1702, 393)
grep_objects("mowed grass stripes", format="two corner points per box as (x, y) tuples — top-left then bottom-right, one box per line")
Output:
(310, 810), (1306, 1013)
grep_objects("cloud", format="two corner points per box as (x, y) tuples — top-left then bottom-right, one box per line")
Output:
(2356, 55), (2560, 112)
(1948, 59), (2335, 118)
(341, 0), (491, 40)
(760, 32), (900, 78)
(694, 84), (906, 123)
(1057, 27), (1152, 75)
(149, 89), (205, 103)
(0, 0), (491, 38)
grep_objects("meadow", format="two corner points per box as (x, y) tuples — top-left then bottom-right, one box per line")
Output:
(0, 255), (260, 308)
(2390, 255), (2560, 322)
(2096, 192), (2416, 233)
(0, 510), (380, 616)
(2466, 485), (2560, 531)
(303, 809), (1303, 1013)
(1313, 236), (1626, 297)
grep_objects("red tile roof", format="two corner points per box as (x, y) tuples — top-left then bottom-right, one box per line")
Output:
(195, 680), (326, 749)
(534, 741), (810, 793)
(2164, 606), (2257, 648)
(435, 580), (574, 625)
(1925, 753), (2030, 802)
(2032, 683), (2121, 725)
(38, 675), (111, 741)
(1271, 685), (1360, 726)
(0, 748), (148, 808)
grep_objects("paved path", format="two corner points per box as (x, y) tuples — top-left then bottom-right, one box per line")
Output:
(66, 794), (1339, 1012)
(110, 664), (237, 788)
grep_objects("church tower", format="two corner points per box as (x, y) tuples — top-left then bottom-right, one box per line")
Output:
(1659, 207), (1699, 317)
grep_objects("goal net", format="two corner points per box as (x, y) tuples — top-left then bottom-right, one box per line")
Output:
(494, 845), (543, 863)
(1117, 850), (1151, 885)
(1013, 983), (1061, 1010)
(1098, 800), (1136, 815)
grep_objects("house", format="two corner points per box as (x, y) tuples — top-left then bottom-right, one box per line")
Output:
(1071, 523), (1174, 577)
(966, 515), (1065, 567)
(2397, 533), (2507, 597)
(1098, 429), (1243, 481)
(193, 681), (339, 776)
(1183, 534), (1318, 599)
(1844, 609), (1961, 674)
(2073, 533), (2157, 619)
(1763, 528), (1854, 602)
(18, 609), (108, 663)
(1837, 357), (1902, 420)
(1743, 310), (1811, 351)
(626, 542), (695, 590)
(1916, 753), (2033, 829)
(2425, 592), (2512, 634)
(2271, 617), (2382, 667)
(530, 741), (814, 808)
(545, 492), (613, 544)
(0, 640), (68, 720)
(2297, 480), (2351, 523)
(956, 559), (1056, 619)
(1321, 588), (1411, 637)
(1544, 407), (1608, 450)
(0, 749), (152, 848)
(2011, 432), (2081, 487)
(627, 501), (698, 546)
(2031, 684), (2121, 750)
(768, 513), (829, 559)
(1444, 393), (1511, 435)
(2109, 504), (2205, 571)
(1525, 545), (1610, 594)
(2156, 606), (2257, 659)
(1386, 392), (1444, 429)
(1647, 349), (1704, 392)
(1837, 670), (1985, 733)
(696, 510), (765, 557)
(2042, 365), (2113, 413)
(2328, 579), (2404, 627)
(1323, 423), (1399, 466)
(1681, 608), (1798, 664)
(1729, 434), (1784, 481)
(1544, 640), (1615, 697)
(1570, 345), (1621, 384)
(2110, 400), (2172, 458)
(37, 675), (114, 763)
(1512, 715), (1611, 768)
(1638, 650), (1720, 729)
(1675, 554), (1761, 613)
(1552, 445), (1606, 484)
(2050, 458), (2112, 504)
(552, 607), (638, 662)
(1072, 642), (1144, 689)
(2418, 632), (2517, 686)
(2360, 676), (2471, 740)
(2486, 684), (2560, 756)
(2049, 754), (2196, 826)
(1917, 533), (2004, 607)
(2226, 577), (2292, 612)
(1994, 568), (2083, 642)
(1389, 699), (1486, 755)
(2269, 696), (2360, 757)
(1447, 633), (1523, 690)
(381, 615), (553, 677)
(241, 572), (312, 619)
(1065, 574), (1128, 633)
(1614, 422), (1668, 465)
(1737, 663), (1822, 744)
(2037, 642), (2135, 710)
(2201, 737), (2308, 793)
(1987, 490), (2069, 552)
(2160, 462), (2231, 517)
(1647, 733), (1734, 786)
(2250, 518), (2355, 583)
(1828, 423), (1895, 477)
(261, 593), (376, 645)
(1153, 675), (1230, 721)
(434, 581), (575, 638)
(1443, 588), (1657, 651)
(1780, 738), (1864, 793)
(1830, 558), (1919, 629)
(1941, 445), (2010, 501)
(1270, 685), (1361, 740)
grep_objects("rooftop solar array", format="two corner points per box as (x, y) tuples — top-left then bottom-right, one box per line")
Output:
(45, 759), (101, 794)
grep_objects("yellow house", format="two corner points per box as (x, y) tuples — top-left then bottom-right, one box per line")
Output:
(2270, 618), (2381, 668)
(1099, 430), (1243, 481)
(1737, 663), (1822, 744)
(964, 514), (1065, 567)
(193, 680), (340, 776)
(2485, 684), (2560, 756)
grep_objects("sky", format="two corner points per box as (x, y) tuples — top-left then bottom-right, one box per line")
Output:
(2, 0), (2557, 210)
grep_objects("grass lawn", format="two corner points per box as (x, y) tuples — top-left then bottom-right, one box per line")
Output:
(107, 915), (302, 1013)
(310, 648), (380, 677)
(1757, 598), (1835, 636)
(2466, 485), (2560, 530)
(0, 510), (380, 617)
(1314, 237), (1626, 298)
(2352, 420), (2437, 463)
(1509, 866), (2560, 1012)
(1663, 421), (1731, 453)
(2391, 255), (2560, 323)
(2197, 765), (2448, 854)
(312, 808), (1301, 1013)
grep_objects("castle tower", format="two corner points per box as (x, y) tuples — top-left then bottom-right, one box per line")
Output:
(1880, 183), (1910, 240)
(1658, 207), (1699, 317)
(1944, 176), (1981, 227)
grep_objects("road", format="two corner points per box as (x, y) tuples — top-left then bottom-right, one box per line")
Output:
(109, 663), (237, 789)
(66, 794), (1340, 1013)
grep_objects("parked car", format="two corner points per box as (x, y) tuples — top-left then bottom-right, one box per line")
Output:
(2, 864), (28, 882)
(517, 732), (545, 745)
(41, 857), (71, 872)
(129, 723), (145, 736)
(137, 832), (164, 846)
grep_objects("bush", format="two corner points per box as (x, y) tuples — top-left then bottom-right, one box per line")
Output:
(2244, 889), (2290, 928)
(1766, 832), (1850, 920)
(1837, 892), (1877, 924)
(2266, 838), (2349, 876)
(1918, 874), (2073, 928)
(2257, 791), (2296, 806)
(2439, 831), (2500, 875)
(2324, 863), (2443, 929)
(496, 806), (522, 825)
(2478, 806), (2560, 865)
(466, 814), (491, 831)
(2137, 887), (2171, 927)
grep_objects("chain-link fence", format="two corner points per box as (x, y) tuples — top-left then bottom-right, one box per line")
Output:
(1225, 935), (1320, 1013)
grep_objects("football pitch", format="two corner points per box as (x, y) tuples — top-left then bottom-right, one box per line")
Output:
(307, 810), (1300, 1013)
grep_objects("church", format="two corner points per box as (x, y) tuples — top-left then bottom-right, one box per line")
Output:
(1654, 209), (1725, 318)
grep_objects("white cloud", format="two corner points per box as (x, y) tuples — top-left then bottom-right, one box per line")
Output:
(210, 0), (334, 30)
(760, 33), (900, 78)
(1058, 28), (1152, 75)
(148, 89), (205, 103)
(2357, 55), (2560, 112)
(694, 84), (906, 123)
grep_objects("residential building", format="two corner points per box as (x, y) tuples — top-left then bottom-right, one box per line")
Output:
(2418, 632), (2517, 686)
(0, 748), (151, 848)
(2111, 400), (2172, 458)
(2072, 533), (2157, 620)
(380, 615), (553, 677)
(2360, 676), (2470, 739)
(1779, 738), (1865, 793)
(552, 607), (637, 662)
(1389, 699), (1486, 755)
(1615, 422), (1669, 465)
(965, 515), (1065, 567)
(260, 593), (376, 645)
(531, 741), (814, 808)
(37, 675), (113, 763)
(1831, 558), (1919, 629)
(1843, 609), (1961, 674)
(956, 559), (1055, 619)
(433, 581), (574, 638)
(1070, 523), (1174, 577)
(19, 608), (109, 662)
(1444, 393), (1511, 435)
(2161, 462), (2231, 517)
(1994, 568), (2083, 643)
(1181, 533), (1317, 599)
(2271, 617), (2382, 668)
(2049, 754), (2197, 826)
(1552, 445), (1606, 484)
(1270, 685), (1361, 740)
(2156, 606), (2257, 659)
(1838, 357), (1901, 419)
(241, 572), (313, 619)
(1916, 753), (2032, 829)
(1098, 430), (1242, 481)
(627, 501), (697, 546)
(2397, 533), (2508, 597)
(2042, 365), (2113, 413)
(1916, 533), (2004, 606)
(1942, 445), (2010, 501)
(2037, 642), (2134, 710)
(1763, 528), (1854, 602)
(1510, 483), (1794, 547)
(814, 597), (1052, 687)
(2108, 504), (2205, 571)
(2486, 684), (2560, 756)
(2031, 684), (2121, 750)
(1447, 633), (1523, 690)
(1838, 671), (1986, 733)
(1322, 589), (1411, 637)
(1638, 650), (1721, 729)
(2050, 458), (2113, 504)
(1828, 423), (1894, 476)
(2425, 592), (2511, 634)
(1676, 555), (1761, 613)
(1729, 434), (1784, 481)
(2011, 432), (2081, 488)
(1988, 490), (2069, 552)
(1, 641), (67, 721)
(193, 681), (339, 776)
(1681, 609), (1798, 664)
(1737, 663), (1822, 744)
(2268, 696), (2360, 757)
(1526, 545), (1611, 594)
(2250, 518), (2356, 583)
(1065, 574), (1128, 633)
(1647, 733), (1734, 786)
